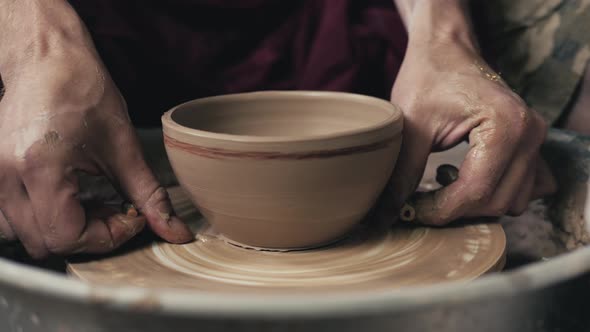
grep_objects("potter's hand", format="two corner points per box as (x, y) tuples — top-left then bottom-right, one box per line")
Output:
(382, 0), (557, 225)
(0, 0), (192, 258)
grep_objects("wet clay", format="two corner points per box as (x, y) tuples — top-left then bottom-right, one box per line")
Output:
(161, 91), (403, 249)
(68, 187), (506, 293)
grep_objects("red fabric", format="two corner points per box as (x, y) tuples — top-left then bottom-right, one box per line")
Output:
(69, 0), (407, 126)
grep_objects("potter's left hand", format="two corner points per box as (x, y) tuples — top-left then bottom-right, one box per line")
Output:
(381, 0), (557, 225)
(0, 0), (193, 257)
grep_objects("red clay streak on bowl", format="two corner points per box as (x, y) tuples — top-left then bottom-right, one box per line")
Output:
(163, 134), (399, 160)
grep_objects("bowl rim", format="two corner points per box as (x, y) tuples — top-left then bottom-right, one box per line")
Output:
(161, 91), (403, 144)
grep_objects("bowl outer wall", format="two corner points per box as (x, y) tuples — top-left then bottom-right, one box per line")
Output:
(164, 133), (401, 248)
(161, 91), (403, 249)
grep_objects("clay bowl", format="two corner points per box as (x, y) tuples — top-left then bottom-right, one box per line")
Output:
(161, 91), (403, 249)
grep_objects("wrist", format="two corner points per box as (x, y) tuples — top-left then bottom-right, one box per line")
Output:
(401, 0), (479, 54)
(0, 0), (90, 80)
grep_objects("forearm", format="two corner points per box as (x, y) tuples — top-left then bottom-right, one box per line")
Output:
(394, 0), (478, 51)
(0, 0), (88, 78)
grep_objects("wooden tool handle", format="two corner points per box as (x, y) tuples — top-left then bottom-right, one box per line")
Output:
(400, 164), (459, 222)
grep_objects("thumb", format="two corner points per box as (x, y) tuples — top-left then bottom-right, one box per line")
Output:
(376, 119), (432, 225)
(107, 129), (193, 244)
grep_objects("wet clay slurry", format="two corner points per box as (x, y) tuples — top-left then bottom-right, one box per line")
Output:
(68, 187), (506, 293)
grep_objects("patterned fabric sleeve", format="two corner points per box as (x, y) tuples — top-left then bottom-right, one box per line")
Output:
(476, 0), (590, 124)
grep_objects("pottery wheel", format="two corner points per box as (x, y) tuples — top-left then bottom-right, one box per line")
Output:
(68, 185), (506, 293)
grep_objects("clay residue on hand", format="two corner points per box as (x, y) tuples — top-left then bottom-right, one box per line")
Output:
(474, 61), (503, 83)
(158, 210), (170, 222)
(43, 130), (61, 147)
(114, 215), (142, 236)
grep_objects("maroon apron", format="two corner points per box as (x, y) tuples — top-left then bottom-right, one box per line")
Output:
(69, 0), (407, 126)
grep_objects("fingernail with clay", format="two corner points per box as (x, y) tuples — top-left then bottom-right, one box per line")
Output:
(162, 213), (194, 244)
(158, 210), (171, 223)
(140, 188), (194, 243)
(116, 214), (146, 237)
(152, 207), (193, 244)
(121, 202), (139, 217)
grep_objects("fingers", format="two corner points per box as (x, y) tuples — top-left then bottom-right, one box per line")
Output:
(476, 127), (555, 217)
(506, 170), (535, 216)
(503, 155), (556, 215)
(0, 175), (47, 258)
(79, 205), (146, 254)
(0, 209), (16, 242)
(532, 157), (558, 199)
(410, 109), (546, 225)
(21, 159), (145, 256)
(106, 128), (193, 243)
(410, 121), (518, 224)
(470, 136), (539, 218)
(376, 119), (432, 225)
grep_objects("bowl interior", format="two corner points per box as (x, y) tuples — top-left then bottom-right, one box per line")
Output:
(170, 92), (395, 138)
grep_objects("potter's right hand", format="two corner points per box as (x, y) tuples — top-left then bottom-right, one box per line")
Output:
(380, 0), (557, 226)
(0, 0), (192, 258)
